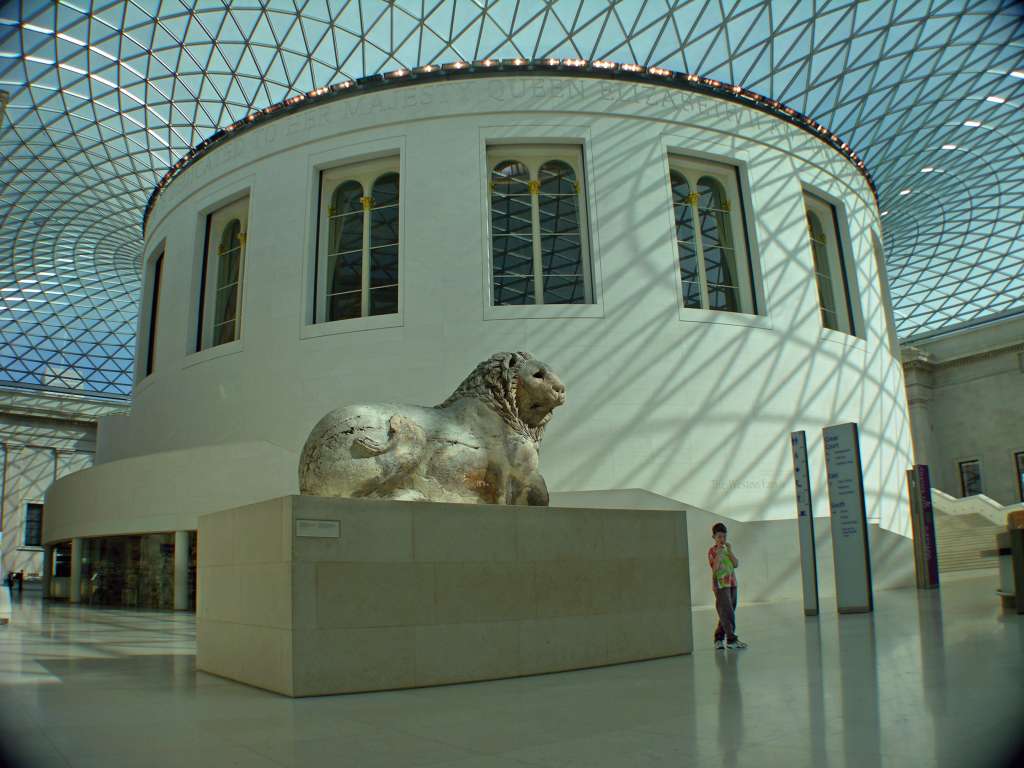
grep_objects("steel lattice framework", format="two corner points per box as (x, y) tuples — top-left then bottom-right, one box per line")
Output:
(1, 0), (1022, 398)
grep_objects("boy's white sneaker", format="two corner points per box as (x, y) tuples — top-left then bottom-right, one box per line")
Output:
(714, 639), (726, 650)
(726, 639), (748, 649)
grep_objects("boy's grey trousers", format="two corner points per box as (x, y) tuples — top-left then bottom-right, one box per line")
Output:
(714, 586), (738, 641)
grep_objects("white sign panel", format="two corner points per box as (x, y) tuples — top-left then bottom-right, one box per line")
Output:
(295, 519), (340, 538)
(822, 422), (873, 614)
(790, 431), (819, 616)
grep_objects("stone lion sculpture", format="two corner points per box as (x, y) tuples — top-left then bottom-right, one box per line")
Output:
(298, 352), (565, 505)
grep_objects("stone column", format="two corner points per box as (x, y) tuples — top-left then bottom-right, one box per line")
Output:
(174, 530), (190, 610)
(40, 545), (53, 599)
(69, 537), (83, 604)
(901, 346), (935, 468)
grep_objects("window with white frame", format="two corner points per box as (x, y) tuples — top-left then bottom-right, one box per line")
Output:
(488, 145), (593, 305)
(197, 197), (248, 350)
(804, 192), (856, 335)
(315, 158), (400, 323)
(669, 157), (757, 314)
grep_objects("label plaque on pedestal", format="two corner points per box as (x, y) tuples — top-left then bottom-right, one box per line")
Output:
(790, 430), (819, 616)
(823, 422), (873, 614)
(295, 519), (340, 538)
(906, 465), (940, 589)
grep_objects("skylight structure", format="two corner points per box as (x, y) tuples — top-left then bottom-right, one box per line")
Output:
(1, 1), (1022, 397)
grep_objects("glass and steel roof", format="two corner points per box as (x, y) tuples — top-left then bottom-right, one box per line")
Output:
(1, 1), (1022, 398)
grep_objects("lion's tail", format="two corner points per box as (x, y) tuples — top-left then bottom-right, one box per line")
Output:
(298, 410), (427, 496)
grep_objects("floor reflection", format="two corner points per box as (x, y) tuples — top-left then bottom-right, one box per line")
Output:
(836, 613), (881, 764)
(803, 619), (827, 761)
(714, 649), (743, 768)
(0, 575), (1021, 768)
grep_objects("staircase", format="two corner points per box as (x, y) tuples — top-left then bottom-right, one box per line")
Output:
(934, 511), (1001, 573)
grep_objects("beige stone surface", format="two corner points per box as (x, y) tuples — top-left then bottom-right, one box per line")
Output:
(615, 558), (690, 612)
(432, 561), (537, 624)
(413, 504), (518, 561)
(533, 560), (617, 617)
(292, 627), (416, 696)
(236, 499), (289, 564)
(198, 508), (237, 567)
(519, 615), (609, 671)
(238, 563), (292, 629)
(290, 562), (317, 631)
(415, 622), (521, 687)
(516, 506), (605, 560)
(198, 564), (241, 623)
(197, 496), (692, 697)
(315, 562), (434, 628)
(603, 510), (679, 558)
(236, 624), (294, 695)
(195, 617), (234, 675)
(292, 496), (414, 562)
(603, 609), (690, 663)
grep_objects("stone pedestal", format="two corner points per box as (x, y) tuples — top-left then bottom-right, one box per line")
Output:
(197, 496), (691, 697)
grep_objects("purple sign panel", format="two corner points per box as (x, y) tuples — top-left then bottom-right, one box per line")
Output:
(907, 465), (940, 589)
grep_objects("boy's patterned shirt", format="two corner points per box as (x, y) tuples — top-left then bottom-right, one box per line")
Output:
(708, 545), (737, 589)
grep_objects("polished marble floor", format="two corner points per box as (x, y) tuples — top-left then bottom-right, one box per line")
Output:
(1, 574), (1021, 768)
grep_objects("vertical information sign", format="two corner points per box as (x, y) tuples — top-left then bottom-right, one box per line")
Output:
(790, 430), (819, 616)
(906, 465), (940, 589)
(823, 422), (873, 614)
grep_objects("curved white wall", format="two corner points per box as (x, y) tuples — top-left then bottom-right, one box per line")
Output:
(49, 75), (914, 542)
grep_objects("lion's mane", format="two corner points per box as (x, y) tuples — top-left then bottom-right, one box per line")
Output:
(437, 351), (547, 443)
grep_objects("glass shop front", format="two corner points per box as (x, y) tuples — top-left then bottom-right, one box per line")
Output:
(73, 532), (196, 610)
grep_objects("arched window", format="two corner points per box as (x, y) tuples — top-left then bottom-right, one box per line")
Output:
(669, 158), (755, 314)
(214, 218), (243, 345)
(196, 196), (248, 351)
(491, 159), (533, 304)
(803, 192), (856, 335)
(326, 180), (364, 321)
(316, 158), (401, 322)
(369, 172), (400, 315)
(807, 210), (838, 330)
(488, 146), (593, 306)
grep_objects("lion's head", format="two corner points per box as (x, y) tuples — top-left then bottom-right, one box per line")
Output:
(438, 352), (565, 442)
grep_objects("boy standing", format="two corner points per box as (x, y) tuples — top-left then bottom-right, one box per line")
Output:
(709, 523), (747, 650)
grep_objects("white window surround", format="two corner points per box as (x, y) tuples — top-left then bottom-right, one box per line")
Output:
(182, 335), (245, 368)
(803, 191), (857, 337)
(135, 243), (165, 384)
(197, 196), (249, 352)
(314, 156), (401, 325)
(299, 139), (405, 339)
(667, 155), (758, 317)
(479, 130), (603, 321)
(486, 144), (594, 308)
(871, 231), (900, 357)
(23, 501), (44, 548)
